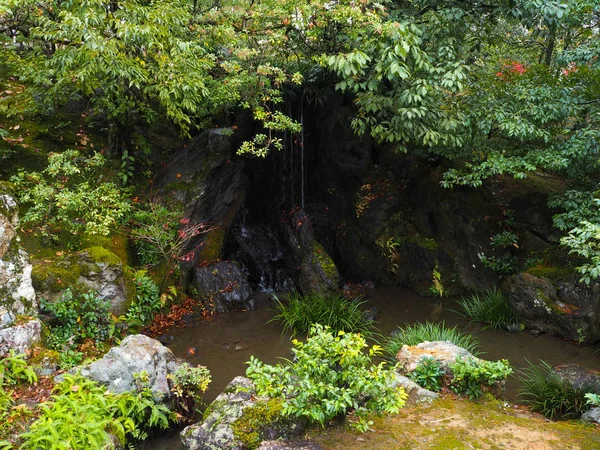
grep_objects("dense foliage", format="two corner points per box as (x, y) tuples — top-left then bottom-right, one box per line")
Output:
(246, 324), (407, 433)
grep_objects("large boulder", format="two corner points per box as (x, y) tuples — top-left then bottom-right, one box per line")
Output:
(193, 261), (254, 313)
(156, 129), (246, 267)
(0, 319), (41, 355)
(76, 334), (183, 401)
(0, 183), (37, 331)
(553, 364), (600, 394)
(396, 341), (476, 375)
(504, 271), (600, 343)
(280, 209), (339, 294)
(182, 377), (302, 450)
(182, 377), (256, 450)
(32, 246), (133, 315)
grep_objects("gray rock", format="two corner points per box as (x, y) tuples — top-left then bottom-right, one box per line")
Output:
(581, 407), (600, 424)
(0, 184), (37, 330)
(504, 272), (600, 343)
(396, 340), (476, 375)
(553, 364), (600, 394)
(0, 319), (41, 355)
(76, 334), (182, 401)
(181, 376), (256, 450)
(181, 376), (303, 450)
(193, 261), (254, 313)
(257, 441), (322, 450)
(33, 247), (131, 316)
(392, 374), (439, 406)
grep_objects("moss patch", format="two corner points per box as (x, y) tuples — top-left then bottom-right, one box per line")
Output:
(312, 241), (339, 282)
(231, 398), (285, 450)
(527, 266), (575, 283)
(312, 396), (600, 450)
(82, 246), (122, 266)
(31, 258), (82, 292)
(80, 234), (130, 265)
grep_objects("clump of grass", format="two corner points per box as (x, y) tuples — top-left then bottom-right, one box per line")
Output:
(458, 288), (517, 330)
(384, 321), (479, 360)
(518, 360), (588, 419)
(270, 292), (375, 338)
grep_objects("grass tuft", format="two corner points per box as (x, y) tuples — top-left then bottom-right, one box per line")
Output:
(270, 291), (375, 338)
(384, 321), (479, 360)
(518, 359), (588, 419)
(458, 288), (517, 330)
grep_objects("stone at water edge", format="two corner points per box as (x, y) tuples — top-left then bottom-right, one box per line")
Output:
(74, 334), (183, 401)
(552, 363), (600, 395)
(392, 374), (439, 406)
(581, 408), (600, 424)
(396, 340), (476, 375)
(192, 261), (254, 313)
(181, 376), (303, 450)
(0, 319), (42, 355)
(181, 376), (256, 450)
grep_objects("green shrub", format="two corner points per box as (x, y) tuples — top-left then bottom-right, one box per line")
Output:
(167, 363), (211, 419)
(0, 351), (37, 386)
(11, 150), (131, 248)
(384, 321), (479, 360)
(458, 288), (518, 330)
(270, 292), (375, 338)
(125, 270), (162, 329)
(246, 324), (407, 433)
(585, 393), (600, 407)
(41, 289), (114, 365)
(19, 374), (173, 449)
(449, 356), (512, 399)
(409, 357), (444, 392)
(518, 360), (588, 419)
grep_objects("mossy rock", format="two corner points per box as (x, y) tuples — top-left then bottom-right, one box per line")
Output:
(80, 234), (131, 265)
(527, 266), (576, 284)
(231, 398), (292, 450)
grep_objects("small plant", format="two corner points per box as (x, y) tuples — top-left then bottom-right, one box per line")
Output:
(125, 270), (162, 329)
(519, 360), (588, 419)
(490, 231), (519, 249)
(167, 363), (211, 419)
(410, 357), (444, 392)
(270, 292), (375, 338)
(41, 289), (113, 364)
(0, 351), (38, 386)
(585, 393), (600, 407)
(458, 288), (517, 330)
(429, 264), (444, 297)
(19, 374), (173, 449)
(478, 253), (519, 276)
(449, 356), (512, 399)
(376, 236), (401, 274)
(246, 324), (407, 433)
(384, 322), (479, 361)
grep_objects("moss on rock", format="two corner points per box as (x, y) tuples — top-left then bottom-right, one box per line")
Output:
(231, 398), (285, 450)
(527, 266), (575, 283)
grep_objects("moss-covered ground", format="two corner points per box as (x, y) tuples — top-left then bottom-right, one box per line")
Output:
(311, 396), (600, 450)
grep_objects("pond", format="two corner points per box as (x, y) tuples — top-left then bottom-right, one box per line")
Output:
(142, 286), (600, 449)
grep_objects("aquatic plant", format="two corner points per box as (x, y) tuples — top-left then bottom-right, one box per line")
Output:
(458, 288), (517, 331)
(246, 324), (407, 433)
(270, 291), (375, 338)
(384, 321), (479, 360)
(518, 360), (588, 419)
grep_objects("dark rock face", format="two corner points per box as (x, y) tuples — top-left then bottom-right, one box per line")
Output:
(193, 261), (254, 313)
(504, 272), (600, 343)
(229, 223), (295, 292)
(280, 208), (339, 294)
(157, 128), (246, 266)
(553, 364), (600, 394)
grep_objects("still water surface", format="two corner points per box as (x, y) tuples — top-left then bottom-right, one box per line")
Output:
(143, 286), (600, 449)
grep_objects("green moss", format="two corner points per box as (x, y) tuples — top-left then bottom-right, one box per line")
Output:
(31, 259), (82, 292)
(527, 266), (575, 283)
(82, 246), (122, 266)
(535, 289), (566, 315)
(198, 226), (226, 262)
(231, 398), (285, 450)
(312, 241), (339, 282)
(80, 234), (130, 265)
(407, 235), (439, 251)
